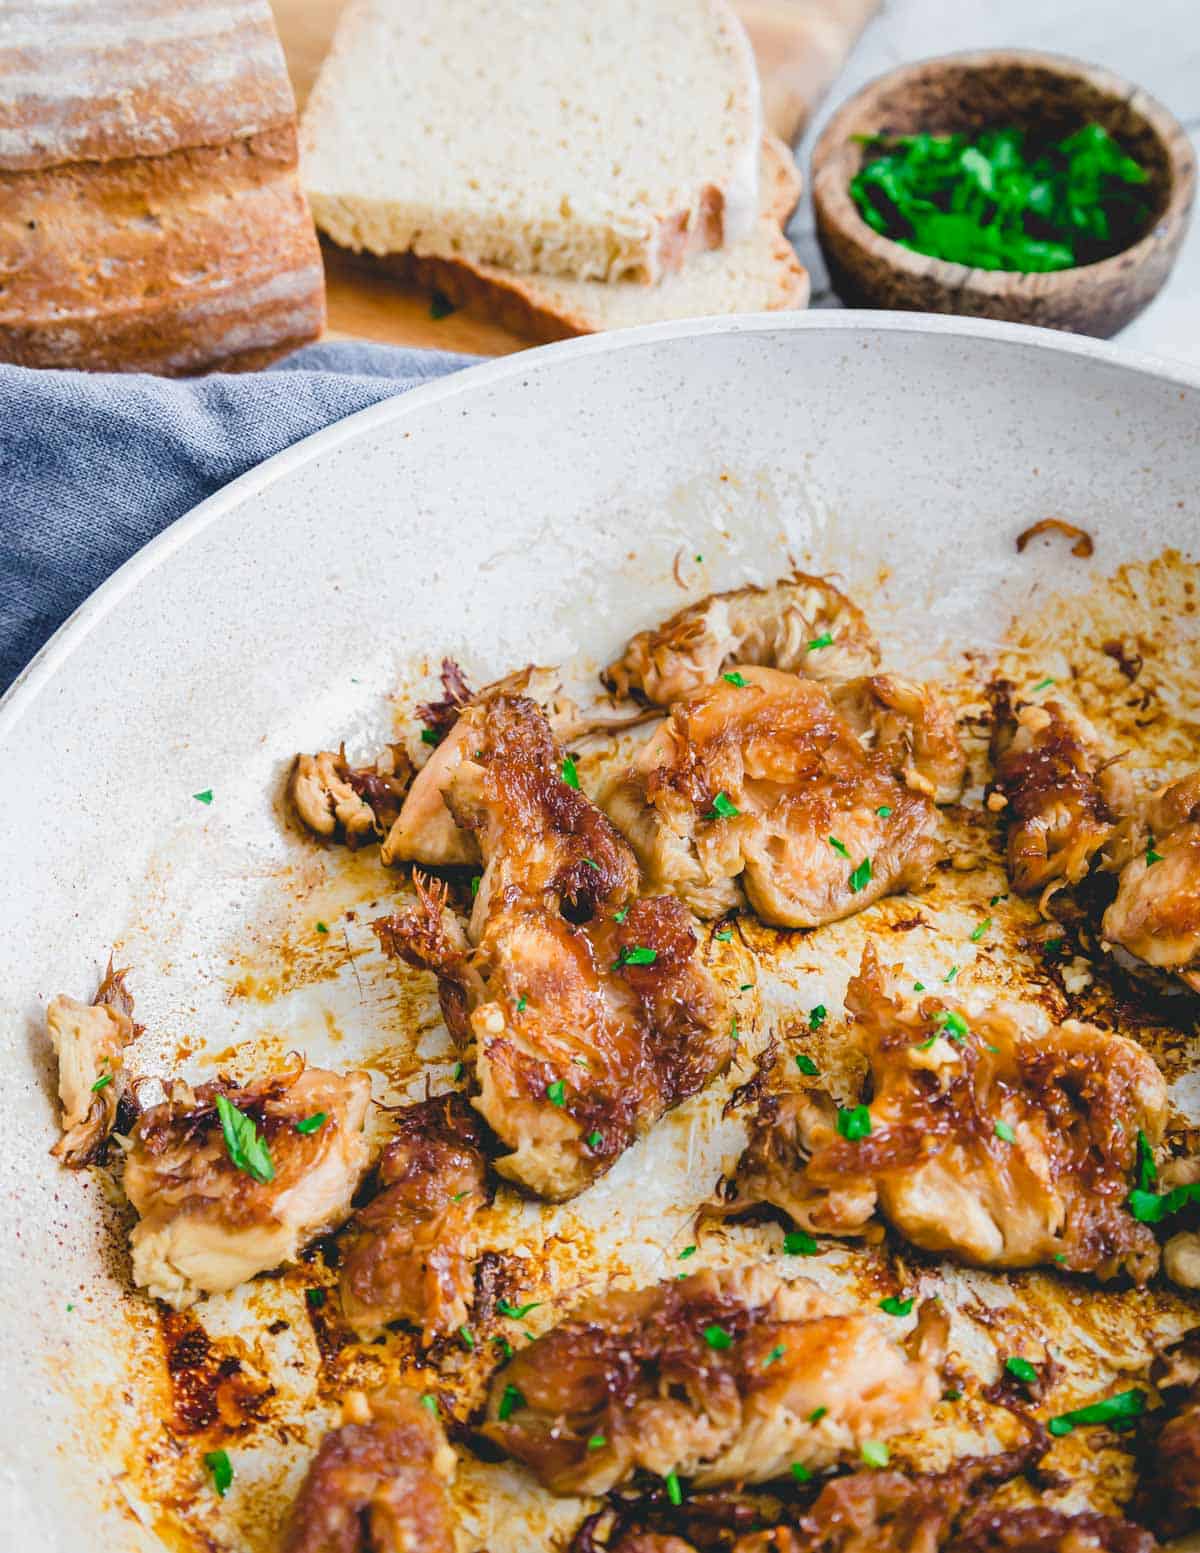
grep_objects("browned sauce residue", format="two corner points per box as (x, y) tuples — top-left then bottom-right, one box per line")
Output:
(161, 1308), (276, 1436)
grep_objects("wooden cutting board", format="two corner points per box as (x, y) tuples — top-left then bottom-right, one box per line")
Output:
(269, 0), (879, 357)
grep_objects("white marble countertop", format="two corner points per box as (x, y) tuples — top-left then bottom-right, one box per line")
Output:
(788, 0), (1200, 367)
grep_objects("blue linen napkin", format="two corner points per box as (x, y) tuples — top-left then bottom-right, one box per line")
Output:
(0, 342), (474, 695)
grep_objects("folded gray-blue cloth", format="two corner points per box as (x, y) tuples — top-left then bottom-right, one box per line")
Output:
(0, 341), (474, 694)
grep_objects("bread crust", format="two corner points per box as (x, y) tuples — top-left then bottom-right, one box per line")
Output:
(0, 3), (324, 374)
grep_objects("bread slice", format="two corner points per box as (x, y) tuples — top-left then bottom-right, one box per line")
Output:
(386, 136), (807, 342)
(300, 0), (762, 286)
(0, 0), (323, 375)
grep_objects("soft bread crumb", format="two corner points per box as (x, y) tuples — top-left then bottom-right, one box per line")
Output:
(300, 0), (763, 284)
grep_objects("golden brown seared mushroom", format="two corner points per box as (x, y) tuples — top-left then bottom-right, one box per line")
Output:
(989, 688), (1131, 906)
(280, 1385), (457, 1553)
(375, 694), (734, 1201)
(831, 673), (967, 805)
(604, 573), (881, 706)
(1100, 771), (1200, 993)
(1133, 1331), (1200, 1540)
(604, 666), (942, 927)
(125, 1061), (371, 1309)
(291, 744), (412, 849)
(719, 946), (1166, 1282)
(604, 1443), (1151, 1553)
(338, 1092), (487, 1342)
(483, 1264), (942, 1497)
(47, 962), (136, 1168)
(381, 662), (650, 869)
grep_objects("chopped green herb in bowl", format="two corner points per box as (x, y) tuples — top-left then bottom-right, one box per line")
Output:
(810, 50), (1195, 338)
(850, 124), (1150, 273)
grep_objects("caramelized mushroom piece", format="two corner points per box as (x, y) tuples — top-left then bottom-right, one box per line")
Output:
(1101, 771), (1200, 993)
(604, 573), (881, 705)
(338, 1092), (487, 1341)
(605, 666), (943, 926)
(382, 663), (650, 868)
(291, 744), (412, 848)
(1134, 1330), (1200, 1539)
(720, 947), (1165, 1282)
(47, 962), (136, 1167)
(483, 1265), (941, 1496)
(989, 688), (1130, 906)
(602, 1448), (1150, 1553)
(125, 1062), (371, 1308)
(377, 695), (733, 1200)
(280, 1385), (457, 1553)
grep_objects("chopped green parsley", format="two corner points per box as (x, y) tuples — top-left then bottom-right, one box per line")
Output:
(497, 1384), (524, 1421)
(295, 1112), (327, 1135)
(216, 1095), (274, 1184)
(809, 1005), (827, 1031)
(1047, 1389), (1144, 1436)
(703, 1324), (732, 1350)
(546, 1080), (566, 1107)
(1128, 1181), (1200, 1224)
(678, 1245), (697, 1260)
(1005, 1355), (1039, 1386)
(828, 836), (850, 858)
(204, 1449), (232, 1497)
(849, 858), (873, 894)
(837, 1105), (872, 1141)
(612, 945), (658, 970)
(795, 1053), (819, 1076)
(808, 633), (834, 651)
(561, 755), (580, 789)
(784, 1229), (818, 1256)
(193, 789), (213, 806)
(497, 1299), (541, 1320)
(708, 791), (740, 819)
(723, 671), (749, 687)
(879, 1295), (914, 1317)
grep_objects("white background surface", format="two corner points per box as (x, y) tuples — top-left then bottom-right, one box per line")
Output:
(788, 0), (1200, 365)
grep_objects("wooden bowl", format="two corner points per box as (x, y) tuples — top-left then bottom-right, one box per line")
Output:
(810, 49), (1196, 337)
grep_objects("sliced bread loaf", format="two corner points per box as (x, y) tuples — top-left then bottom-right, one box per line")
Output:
(300, 0), (762, 286)
(387, 137), (807, 342)
(0, 0), (324, 374)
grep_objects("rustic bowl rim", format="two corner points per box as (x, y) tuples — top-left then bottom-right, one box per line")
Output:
(810, 46), (1197, 297)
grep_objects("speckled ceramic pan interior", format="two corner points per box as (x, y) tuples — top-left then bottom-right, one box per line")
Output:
(2, 314), (1198, 1552)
